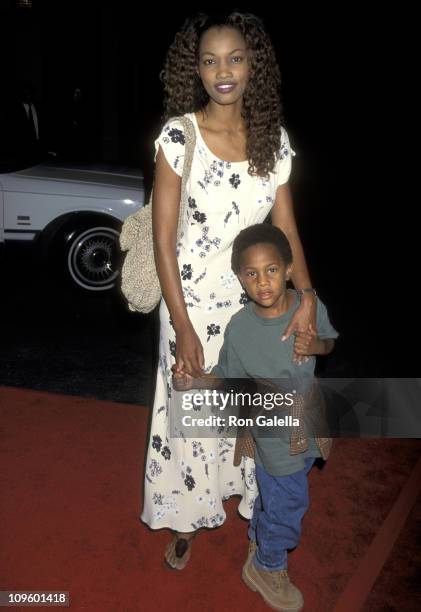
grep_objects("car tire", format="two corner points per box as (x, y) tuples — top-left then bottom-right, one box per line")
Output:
(52, 220), (123, 292)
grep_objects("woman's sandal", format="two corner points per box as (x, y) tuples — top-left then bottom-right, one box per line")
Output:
(164, 532), (196, 570)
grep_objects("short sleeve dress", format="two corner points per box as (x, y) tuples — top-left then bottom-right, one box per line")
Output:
(141, 112), (293, 531)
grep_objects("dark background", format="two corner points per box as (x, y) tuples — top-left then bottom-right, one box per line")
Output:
(0, 1), (412, 401)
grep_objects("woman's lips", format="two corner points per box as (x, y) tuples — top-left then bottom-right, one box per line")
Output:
(215, 83), (237, 94)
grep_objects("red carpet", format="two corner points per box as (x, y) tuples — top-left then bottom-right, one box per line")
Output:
(1, 386), (420, 611)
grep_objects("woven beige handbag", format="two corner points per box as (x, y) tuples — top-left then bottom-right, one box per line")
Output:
(119, 116), (196, 313)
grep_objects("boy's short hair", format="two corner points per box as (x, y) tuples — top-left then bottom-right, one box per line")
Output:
(231, 224), (293, 273)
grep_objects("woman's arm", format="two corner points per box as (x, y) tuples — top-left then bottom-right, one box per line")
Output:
(271, 182), (313, 291)
(271, 182), (317, 351)
(152, 146), (204, 376)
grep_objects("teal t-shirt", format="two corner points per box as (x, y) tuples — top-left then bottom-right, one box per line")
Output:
(211, 290), (339, 476)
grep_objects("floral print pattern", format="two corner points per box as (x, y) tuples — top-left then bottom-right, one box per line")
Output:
(181, 264), (193, 280)
(239, 291), (250, 305)
(169, 340), (176, 358)
(192, 211), (207, 224)
(219, 271), (237, 289)
(142, 113), (293, 531)
(207, 323), (221, 342)
(168, 127), (185, 146)
(229, 174), (241, 189)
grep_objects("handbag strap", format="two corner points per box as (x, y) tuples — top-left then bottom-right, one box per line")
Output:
(173, 115), (196, 240)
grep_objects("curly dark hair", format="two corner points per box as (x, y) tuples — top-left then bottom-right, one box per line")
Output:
(231, 223), (292, 273)
(160, 11), (285, 178)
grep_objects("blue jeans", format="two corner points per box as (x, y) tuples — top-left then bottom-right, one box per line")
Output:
(248, 457), (315, 571)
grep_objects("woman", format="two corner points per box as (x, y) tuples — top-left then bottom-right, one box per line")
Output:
(141, 11), (317, 570)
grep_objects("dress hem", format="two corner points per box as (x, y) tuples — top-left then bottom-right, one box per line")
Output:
(140, 493), (252, 532)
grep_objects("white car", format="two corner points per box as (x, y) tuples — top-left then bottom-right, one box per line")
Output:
(0, 160), (144, 291)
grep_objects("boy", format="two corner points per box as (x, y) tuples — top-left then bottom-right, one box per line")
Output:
(173, 224), (338, 611)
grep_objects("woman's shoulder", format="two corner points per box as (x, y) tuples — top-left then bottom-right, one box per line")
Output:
(154, 115), (193, 172)
(161, 113), (193, 132)
(159, 115), (187, 142)
(279, 125), (291, 149)
(277, 125), (295, 161)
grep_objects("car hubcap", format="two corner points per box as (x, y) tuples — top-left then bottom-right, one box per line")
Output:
(68, 227), (120, 290)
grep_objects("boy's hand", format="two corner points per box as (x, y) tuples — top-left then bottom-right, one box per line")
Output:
(171, 364), (194, 391)
(294, 324), (323, 356)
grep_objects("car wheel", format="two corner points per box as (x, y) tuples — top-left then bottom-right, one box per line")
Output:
(64, 225), (121, 292)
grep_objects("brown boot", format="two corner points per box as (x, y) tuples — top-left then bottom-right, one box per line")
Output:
(242, 558), (304, 611)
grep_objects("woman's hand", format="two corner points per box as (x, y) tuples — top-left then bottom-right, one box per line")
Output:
(171, 365), (194, 391)
(174, 323), (205, 378)
(293, 324), (320, 356)
(271, 184), (318, 363)
(281, 295), (317, 364)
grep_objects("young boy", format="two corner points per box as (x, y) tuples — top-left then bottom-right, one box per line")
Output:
(173, 224), (338, 612)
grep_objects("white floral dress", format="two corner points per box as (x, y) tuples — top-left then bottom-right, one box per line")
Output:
(141, 112), (293, 531)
